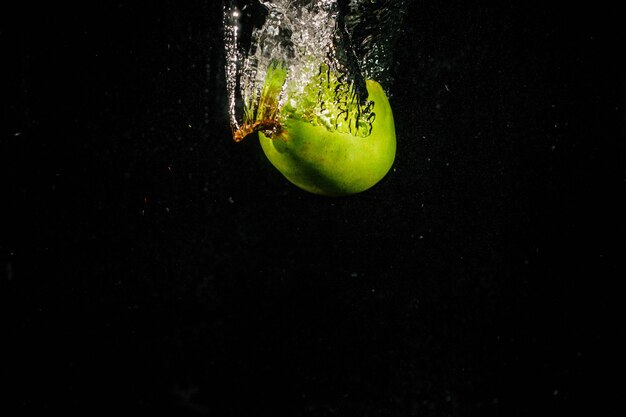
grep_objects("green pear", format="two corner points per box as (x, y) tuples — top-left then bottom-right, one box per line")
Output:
(235, 64), (396, 196)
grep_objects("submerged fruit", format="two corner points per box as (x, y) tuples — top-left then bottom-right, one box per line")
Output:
(259, 79), (395, 196)
(234, 64), (396, 196)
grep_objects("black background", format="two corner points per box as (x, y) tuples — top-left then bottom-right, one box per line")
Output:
(4, 1), (623, 415)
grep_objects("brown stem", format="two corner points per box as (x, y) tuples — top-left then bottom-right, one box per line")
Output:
(232, 119), (279, 142)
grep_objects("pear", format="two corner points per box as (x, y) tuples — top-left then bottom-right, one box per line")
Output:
(235, 64), (396, 196)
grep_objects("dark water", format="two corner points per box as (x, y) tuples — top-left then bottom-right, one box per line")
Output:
(5, 1), (623, 415)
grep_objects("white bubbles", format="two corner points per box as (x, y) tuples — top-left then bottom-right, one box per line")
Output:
(223, 1), (409, 140)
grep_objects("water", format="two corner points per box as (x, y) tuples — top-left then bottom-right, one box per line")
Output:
(224, 0), (412, 141)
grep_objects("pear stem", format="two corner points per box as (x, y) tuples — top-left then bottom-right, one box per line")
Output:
(232, 119), (279, 142)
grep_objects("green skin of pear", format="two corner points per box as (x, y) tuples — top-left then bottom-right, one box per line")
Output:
(259, 79), (396, 196)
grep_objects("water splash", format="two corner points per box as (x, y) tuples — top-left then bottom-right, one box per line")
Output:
(345, 0), (413, 89)
(224, 0), (411, 141)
